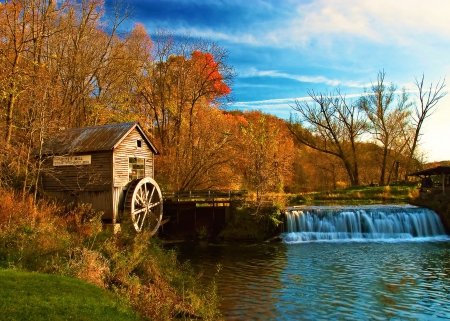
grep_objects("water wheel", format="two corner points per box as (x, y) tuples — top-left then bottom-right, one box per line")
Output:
(124, 177), (163, 235)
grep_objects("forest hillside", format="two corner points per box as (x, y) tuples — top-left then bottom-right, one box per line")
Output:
(0, 0), (446, 201)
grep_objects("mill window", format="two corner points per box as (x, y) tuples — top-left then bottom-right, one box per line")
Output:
(129, 158), (145, 181)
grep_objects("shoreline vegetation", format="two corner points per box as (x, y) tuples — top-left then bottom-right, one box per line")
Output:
(0, 188), (221, 320)
(2, 183), (449, 320)
(287, 184), (419, 205)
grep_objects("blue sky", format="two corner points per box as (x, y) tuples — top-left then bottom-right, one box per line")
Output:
(111, 0), (450, 162)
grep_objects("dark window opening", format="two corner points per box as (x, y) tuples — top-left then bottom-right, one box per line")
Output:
(137, 140), (142, 148)
(129, 158), (145, 181)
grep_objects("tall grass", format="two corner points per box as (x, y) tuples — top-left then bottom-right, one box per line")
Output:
(0, 188), (221, 320)
(288, 184), (418, 205)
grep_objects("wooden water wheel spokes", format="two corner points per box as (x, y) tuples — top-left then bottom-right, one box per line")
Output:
(124, 177), (163, 235)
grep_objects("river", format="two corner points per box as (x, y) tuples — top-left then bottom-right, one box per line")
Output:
(170, 205), (450, 320)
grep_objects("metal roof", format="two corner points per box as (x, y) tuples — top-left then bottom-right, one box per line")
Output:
(408, 166), (450, 177)
(38, 122), (159, 155)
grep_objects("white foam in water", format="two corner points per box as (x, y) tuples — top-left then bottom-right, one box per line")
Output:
(283, 204), (449, 243)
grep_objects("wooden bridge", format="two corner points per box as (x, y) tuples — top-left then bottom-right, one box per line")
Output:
(160, 190), (248, 240)
(162, 190), (248, 204)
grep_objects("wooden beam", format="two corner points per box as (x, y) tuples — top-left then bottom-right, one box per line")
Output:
(443, 173), (445, 195)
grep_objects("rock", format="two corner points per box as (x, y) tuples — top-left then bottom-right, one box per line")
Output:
(266, 235), (283, 243)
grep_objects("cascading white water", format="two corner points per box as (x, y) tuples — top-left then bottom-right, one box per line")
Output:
(283, 204), (448, 243)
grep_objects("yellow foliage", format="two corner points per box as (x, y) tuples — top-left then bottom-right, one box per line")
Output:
(353, 191), (362, 199)
(336, 181), (347, 189)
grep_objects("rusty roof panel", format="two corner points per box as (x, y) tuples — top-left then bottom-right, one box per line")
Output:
(38, 122), (158, 155)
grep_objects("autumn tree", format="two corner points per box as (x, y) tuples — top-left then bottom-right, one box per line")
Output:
(49, 0), (133, 128)
(0, 0), (142, 195)
(0, 0), (64, 193)
(237, 111), (294, 200)
(156, 106), (239, 190)
(289, 89), (367, 186)
(0, 0), (60, 147)
(106, 22), (154, 124)
(135, 31), (235, 190)
(304, 148), (350, 190)
(136, 31), (233, 148)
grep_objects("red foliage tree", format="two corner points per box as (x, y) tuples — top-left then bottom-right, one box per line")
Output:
(191, 50), (231, 102)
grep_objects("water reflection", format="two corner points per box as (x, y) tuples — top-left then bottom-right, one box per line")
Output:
(170, 241), (450, 320)
(170, 242), (288, 320)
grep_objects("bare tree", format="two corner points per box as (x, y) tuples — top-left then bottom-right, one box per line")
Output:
(359, 70), (411, 185)
(288, 89), (367, 186)
(405, 75), (447, 174)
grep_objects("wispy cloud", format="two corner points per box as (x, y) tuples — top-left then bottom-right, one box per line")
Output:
(174, 0), (450, 51)
(263, 0), (450, 48)
(232, 86), (426, 107)
(240, 68), (368, 88)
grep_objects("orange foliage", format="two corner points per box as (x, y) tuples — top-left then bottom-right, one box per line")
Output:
(191, 50), (231, 99)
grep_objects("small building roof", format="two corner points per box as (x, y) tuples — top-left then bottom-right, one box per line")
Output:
(408, 166), (450, 177)
(37, 122), (159, 155)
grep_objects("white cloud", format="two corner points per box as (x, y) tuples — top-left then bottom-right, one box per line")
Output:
(141, 0), (450, 55)
(273, 0), (450, 48)
(168, 27), (261, 45)
(240, 67), (368, 87)
(182, 0), (450, 51)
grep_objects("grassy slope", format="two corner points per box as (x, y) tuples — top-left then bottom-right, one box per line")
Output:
(0, 269), (140, 321)
(288, 184), (418, 205)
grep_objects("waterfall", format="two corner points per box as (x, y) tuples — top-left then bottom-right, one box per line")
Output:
(283, 205), (448, 243)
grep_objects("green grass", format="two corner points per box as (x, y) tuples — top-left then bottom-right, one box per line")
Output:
(0, 269), (141, 321)
(288, 184), (419, 206)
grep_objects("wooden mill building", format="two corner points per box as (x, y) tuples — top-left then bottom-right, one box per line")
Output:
(37, 122), (162, 232)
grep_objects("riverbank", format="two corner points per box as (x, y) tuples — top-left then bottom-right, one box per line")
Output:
(0, 269), (140, 320)
(287, 184), (418, 205)
(0, 189), (221, 320)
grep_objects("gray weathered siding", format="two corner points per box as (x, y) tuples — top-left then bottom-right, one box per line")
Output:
(113, 128), (154, 187)
(41, 151), (112, 192)
(112, 186), (127, 222)
(44, 190), (114, 220)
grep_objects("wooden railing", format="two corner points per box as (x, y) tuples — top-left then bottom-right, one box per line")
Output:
(162, 190), (248, 202)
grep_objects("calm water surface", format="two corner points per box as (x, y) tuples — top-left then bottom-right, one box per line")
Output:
(172, 240), (450, 320)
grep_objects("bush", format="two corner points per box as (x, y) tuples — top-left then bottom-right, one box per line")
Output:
(0, 188), (221, 320)
(219, 203), (282, 241)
